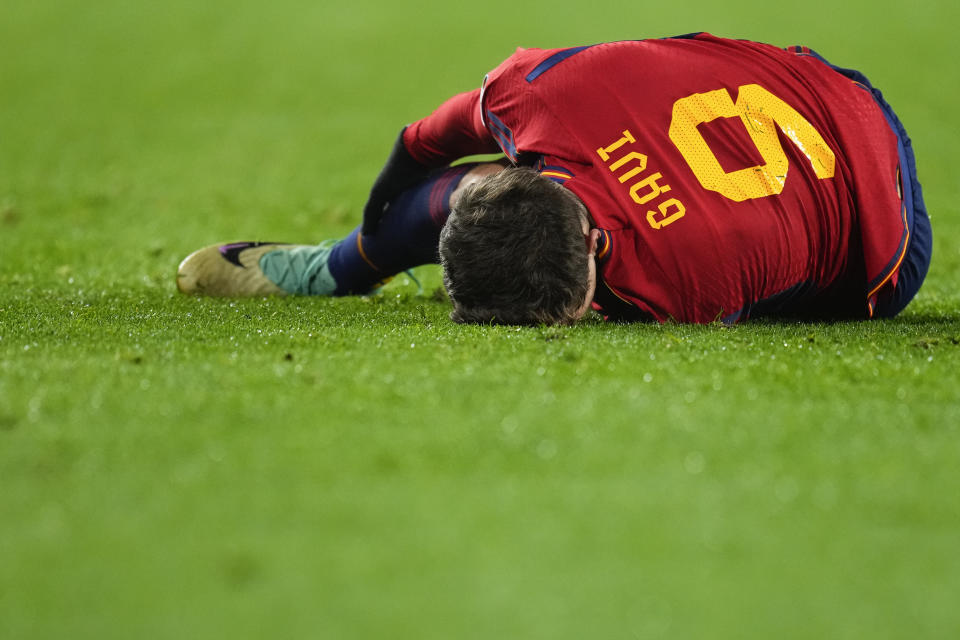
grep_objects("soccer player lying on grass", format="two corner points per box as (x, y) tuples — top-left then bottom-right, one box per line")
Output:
(177, 33), (931, 325)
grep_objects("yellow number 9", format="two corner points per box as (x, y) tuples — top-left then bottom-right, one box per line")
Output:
(668, 84), (836, 202)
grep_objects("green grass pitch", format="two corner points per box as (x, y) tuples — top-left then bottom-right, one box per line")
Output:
(2, 0), (959, 637)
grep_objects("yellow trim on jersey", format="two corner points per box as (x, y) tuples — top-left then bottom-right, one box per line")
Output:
(596, 229), (612, 261)
(602, 280), (634, 307)
(866, 203), (911, 306)
(540, 170), (573, 180)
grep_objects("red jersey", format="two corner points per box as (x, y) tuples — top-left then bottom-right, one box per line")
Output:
(403, 34), (908, 323)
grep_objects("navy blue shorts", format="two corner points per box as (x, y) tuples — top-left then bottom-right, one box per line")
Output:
(811, 52), (932, 317)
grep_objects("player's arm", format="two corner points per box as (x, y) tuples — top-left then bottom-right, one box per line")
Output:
(362, 88), (499, 234)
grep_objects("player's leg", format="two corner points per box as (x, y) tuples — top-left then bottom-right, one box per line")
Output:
(319, 162), (503, 295)
(176, 162), (504, 297)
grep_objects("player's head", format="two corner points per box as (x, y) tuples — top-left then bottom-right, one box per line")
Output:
(439, 167), (599, 325)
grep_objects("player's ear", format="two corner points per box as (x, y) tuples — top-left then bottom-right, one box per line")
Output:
(586, 228), (601, 257)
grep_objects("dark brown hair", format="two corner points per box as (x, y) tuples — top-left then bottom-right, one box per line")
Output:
(439, 168), (590, 325)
